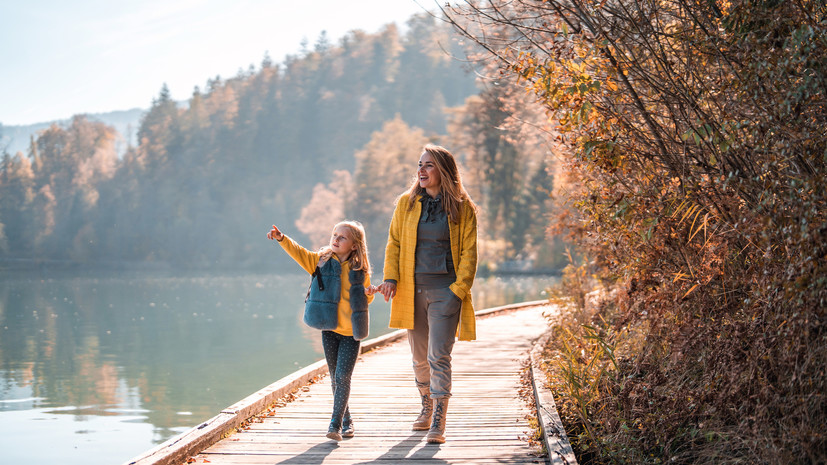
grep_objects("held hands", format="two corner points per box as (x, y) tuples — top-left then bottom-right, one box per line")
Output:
(266, 225), (284, 241)
(376, 281), (397, 302)
(364, 285), (378, 296)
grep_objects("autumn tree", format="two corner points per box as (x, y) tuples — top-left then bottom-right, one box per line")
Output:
(448, 86), (558, 268)
(296, 117), (430, 266)
(0, 152), (36, 255)
(295, 170), (353, 249)
(349, 116), (432, 265)
(28, 116), (119, 259)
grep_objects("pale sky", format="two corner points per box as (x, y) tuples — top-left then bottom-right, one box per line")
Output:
(0, 0), (433, 126)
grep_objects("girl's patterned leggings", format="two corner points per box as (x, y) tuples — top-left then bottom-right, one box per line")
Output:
(321, 330), (361, 429)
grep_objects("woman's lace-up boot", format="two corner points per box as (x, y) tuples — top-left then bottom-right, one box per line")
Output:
(412, 386), (433, 430)
(426, 397), (449, 443)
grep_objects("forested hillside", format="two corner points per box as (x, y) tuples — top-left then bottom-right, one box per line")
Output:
(0, 13), (563, 271)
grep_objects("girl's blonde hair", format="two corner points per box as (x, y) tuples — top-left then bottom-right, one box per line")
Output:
(319, 220), (371, 274)
(406, 144), (476, 223)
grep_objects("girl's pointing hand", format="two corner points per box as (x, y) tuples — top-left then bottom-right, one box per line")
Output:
(267, 225), (284, 241)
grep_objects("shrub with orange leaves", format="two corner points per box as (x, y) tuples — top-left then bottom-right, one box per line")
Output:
(444, 0), (826, 463)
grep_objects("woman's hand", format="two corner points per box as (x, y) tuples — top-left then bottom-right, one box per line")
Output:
(267, 225), (284, 241)
(376, 281), (397, 302)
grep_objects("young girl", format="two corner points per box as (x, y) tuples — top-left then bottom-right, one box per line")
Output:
(267, 221), (377, 441)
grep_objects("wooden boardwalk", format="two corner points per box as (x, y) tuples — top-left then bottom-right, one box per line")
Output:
(128, 303), (577, 465)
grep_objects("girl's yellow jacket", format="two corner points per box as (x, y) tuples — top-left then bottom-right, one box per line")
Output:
(382, 194), (478, 341)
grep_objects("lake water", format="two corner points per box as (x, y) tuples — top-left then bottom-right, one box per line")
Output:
(0, 270), (556, 465)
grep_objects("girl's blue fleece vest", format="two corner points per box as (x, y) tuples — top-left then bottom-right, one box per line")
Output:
(304, 257), (369, 341)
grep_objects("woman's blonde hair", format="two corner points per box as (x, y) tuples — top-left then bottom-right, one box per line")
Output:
(406, 144), (476, 223)
(319, 220), (371, 274)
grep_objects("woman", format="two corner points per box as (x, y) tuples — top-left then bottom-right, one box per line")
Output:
(377, 144), (478, 444)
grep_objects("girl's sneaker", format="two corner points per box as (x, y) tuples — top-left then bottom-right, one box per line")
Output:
(326, 425), (343, 441)
(342, 421), (355, 438)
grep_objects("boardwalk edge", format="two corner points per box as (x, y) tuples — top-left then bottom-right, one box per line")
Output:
(123, 300), (551, 465)
(530, 330), (579, 465)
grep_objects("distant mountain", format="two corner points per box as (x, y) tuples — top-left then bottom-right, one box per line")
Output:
(1, 108), (145, 157)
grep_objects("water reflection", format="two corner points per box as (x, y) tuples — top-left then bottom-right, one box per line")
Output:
(0, 270), (556, 465)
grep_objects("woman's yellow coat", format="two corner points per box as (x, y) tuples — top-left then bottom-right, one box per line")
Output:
(382, 194), (478, 341)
